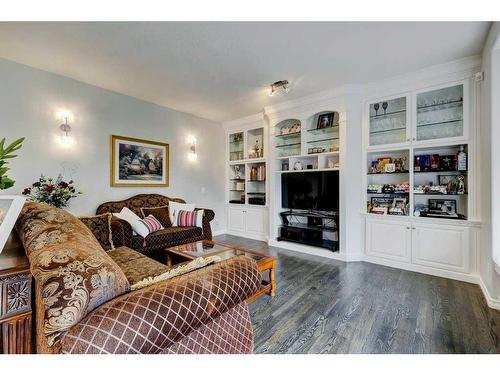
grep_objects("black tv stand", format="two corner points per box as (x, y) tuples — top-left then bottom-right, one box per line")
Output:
(277, 210), (339, 252)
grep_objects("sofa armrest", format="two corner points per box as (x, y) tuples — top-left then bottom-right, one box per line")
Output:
(59, 256), (261, 354)
(110, 217), (134, 248)
(195, 208), (215, 240)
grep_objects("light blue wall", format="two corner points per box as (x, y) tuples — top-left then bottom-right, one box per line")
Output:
(0, 58), (227, 232)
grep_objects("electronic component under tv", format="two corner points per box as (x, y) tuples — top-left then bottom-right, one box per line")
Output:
(281, 171), (339, 211)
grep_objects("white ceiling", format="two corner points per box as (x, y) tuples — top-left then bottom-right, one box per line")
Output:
(0, 22), (491, 122)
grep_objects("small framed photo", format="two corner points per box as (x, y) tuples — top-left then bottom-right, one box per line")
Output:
(384, 163), (396, 173)
(438, 174), (466, 194)
(370, 197), (393, 207)
(390, 197), (407, 215)
(317, 112), (334, 129)
(428, 199), (457, 217)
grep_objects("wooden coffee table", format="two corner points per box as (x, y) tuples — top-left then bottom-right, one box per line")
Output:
(163, 240), (276, 303)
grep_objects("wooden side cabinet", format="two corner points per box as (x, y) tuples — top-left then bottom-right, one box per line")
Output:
(0, 233), (32, 354)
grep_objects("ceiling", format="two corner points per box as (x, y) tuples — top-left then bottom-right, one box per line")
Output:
(0, 22), (491, 122)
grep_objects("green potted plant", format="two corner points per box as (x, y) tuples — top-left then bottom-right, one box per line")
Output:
(0, 137), (24, 190)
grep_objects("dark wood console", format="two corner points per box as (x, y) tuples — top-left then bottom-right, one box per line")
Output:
(0, 233), (32, 354)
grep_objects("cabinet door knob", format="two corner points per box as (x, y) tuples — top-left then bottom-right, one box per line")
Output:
(412, 137), (416, 141)
(406, 226), (410, 229)
(412, 227), (416, 230)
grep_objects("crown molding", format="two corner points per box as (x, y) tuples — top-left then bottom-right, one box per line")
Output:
(222, 112), (264, 129)
(263, 84), (364, 121)
(364, 55), (482, 99)
(225, 56), (481, 125)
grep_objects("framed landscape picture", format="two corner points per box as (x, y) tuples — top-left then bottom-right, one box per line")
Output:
(111, 135), (169, 187)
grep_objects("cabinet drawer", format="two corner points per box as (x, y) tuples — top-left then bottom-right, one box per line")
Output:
(365, 218), (411, 262)
(411, 223), (469, 273)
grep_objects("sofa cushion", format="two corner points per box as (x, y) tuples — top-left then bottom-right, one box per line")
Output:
(59, 256), (262, 354)
(15, 202), (130, 347)
(79, 213), (114, 251)
(140, 205), (172, 227)
(108, 246), (169, 285)
(132, 226), (203, 251)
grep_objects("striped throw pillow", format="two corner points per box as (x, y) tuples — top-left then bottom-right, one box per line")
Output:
(139, 215), (164, 235)
(175, 209), (204, 228)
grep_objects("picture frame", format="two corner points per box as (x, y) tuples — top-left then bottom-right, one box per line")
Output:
(0, 195), (26, 254)
(317, 112), (334, 129)
(111, 135), (169, 187)
(390, 197), (407, 215)
(428, 199), (457, 217)
(438, 174), (466, 194)
(370, 197), (393, 207)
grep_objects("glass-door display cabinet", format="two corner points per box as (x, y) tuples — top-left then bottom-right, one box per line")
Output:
(247, 128), (264, 159)
(368, 96), (408, 147)
(415, 84), (465, 142)
(229, 131), (244, 161)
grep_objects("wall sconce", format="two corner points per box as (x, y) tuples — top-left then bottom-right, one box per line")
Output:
(187, 135), (197, 162)
(56, 110), (74, 147)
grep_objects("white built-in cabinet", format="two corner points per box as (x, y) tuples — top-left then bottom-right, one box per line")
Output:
(228, 206), (268, 240)
(365, 218), (411, 262)
(411, 223), (469, 273)
(365, 217), (471, 275)
(224, 115), (269, 241)
(364, 74), (480, 282)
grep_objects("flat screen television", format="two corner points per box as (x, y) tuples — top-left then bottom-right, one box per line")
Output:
(281, 171), (339, 211)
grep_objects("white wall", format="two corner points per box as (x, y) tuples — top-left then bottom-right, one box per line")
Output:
(0, 58), (226, 233)
(479, 23), (500, 303)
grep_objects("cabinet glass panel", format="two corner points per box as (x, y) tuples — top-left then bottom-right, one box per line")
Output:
(416, 84), (464, 141)
(229, 132), (244, 161)
(247, 128), (264, 159)
(369, 97), (407, 146)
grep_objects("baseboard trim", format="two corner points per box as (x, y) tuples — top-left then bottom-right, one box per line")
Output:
(478, 277), (500, 310)
(225, 230), (268, 242)
(268, 239), (346, 261)
(363, 255), (480, 284)
(212, 229), (227, 237)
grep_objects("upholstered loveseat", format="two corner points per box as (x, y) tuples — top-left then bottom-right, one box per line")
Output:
(16, 202), (261, 354)
(96, 194), (214, 255)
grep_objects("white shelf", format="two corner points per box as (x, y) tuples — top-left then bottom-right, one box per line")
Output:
(275, 151), (339, 159)
(229, 157), (266, 165)
(275, 168), (340, 174)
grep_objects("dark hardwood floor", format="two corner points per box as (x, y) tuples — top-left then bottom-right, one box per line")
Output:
(214, 234), (500, 354)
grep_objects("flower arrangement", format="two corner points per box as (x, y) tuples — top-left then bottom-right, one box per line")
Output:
(0, 137), (24, 190)
(22, 174), (82, 208)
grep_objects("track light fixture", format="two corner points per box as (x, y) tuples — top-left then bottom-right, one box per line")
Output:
(269, 80), (290, 97)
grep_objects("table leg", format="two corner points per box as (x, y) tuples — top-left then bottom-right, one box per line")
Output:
(269, 266), (276, 297)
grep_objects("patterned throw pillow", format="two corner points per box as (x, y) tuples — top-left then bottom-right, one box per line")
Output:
(79, 213), (114, 251)
(141, 205), (172, 227)
(175, 209), (204, 228)
(137, 215), (164, 237)
(168, 201), (195, 225)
